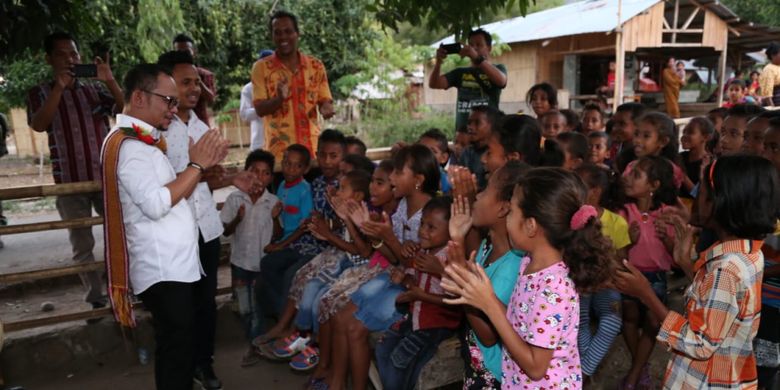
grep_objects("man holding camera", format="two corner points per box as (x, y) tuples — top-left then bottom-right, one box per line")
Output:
(428, 28), (507, 133)
(27, 32), (124, 313)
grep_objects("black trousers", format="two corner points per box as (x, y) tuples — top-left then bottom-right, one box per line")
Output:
(138, 281), (195, 390)
(194, 234), (221, 368)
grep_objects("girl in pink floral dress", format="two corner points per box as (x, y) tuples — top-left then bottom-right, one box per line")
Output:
(441, 168), (618, 389)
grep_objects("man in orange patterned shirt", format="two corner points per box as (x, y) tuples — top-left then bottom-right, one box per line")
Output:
(252, 10), (335, 161)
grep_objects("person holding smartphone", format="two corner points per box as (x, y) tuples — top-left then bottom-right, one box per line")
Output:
(26, 32), (124, 316)
(428, 28), (508, 134)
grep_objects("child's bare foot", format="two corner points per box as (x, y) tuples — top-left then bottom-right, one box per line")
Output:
(253, 326), (293, 346)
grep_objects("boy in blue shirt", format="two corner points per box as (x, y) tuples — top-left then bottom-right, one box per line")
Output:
(259, 129), (346, 329)
(268, 144), (312, 244)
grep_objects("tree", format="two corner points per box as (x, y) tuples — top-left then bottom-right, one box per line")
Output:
(721, 0), (780, 29)
(371, 0), (536, 41)
(0, 0), (376, 112)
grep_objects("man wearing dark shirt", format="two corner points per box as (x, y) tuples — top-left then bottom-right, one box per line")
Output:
(27, 32), (124, 310)
(429, 28), (507, 133)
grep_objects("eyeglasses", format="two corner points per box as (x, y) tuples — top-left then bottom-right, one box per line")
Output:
(143, 90), (179, 109)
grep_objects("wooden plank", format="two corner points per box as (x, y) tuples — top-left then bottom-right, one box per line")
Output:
(0, 216), (104, 235)
(717, 45), (728, 107)
(661, 43), (707, 47)
(672, 0), (680, 43)
(681, 7), (700, 30)
(3, 286), (232, 332)
(0, 262), (104, 284)
(553, 44), (615, 55)
(703, 9), (728, 50)
(662, 28), (704, 33)
(613, 0), (625, 113)
(0, 181), (102, 201)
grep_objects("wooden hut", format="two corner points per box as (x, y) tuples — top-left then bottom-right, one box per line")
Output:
(424, 0), (780, 116)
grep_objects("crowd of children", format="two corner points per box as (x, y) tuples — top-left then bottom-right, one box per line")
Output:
(219, 81), (780, 390)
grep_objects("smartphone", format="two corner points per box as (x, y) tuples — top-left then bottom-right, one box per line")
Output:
(441, 43), (462, 55)
(72, 64), (97, 78)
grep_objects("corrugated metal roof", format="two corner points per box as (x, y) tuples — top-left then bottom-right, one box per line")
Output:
(433, 0), (662, 46)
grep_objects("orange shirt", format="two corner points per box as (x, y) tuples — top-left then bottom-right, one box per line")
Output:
(657, 240), (763, 389)
(251, 51), (332, 160)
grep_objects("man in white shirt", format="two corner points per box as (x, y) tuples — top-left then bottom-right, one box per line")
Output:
(102, 63), (229, 389)
(240, 49), (274, 151)
(240, 82), (263, 150)
(158, 50), (253, 390)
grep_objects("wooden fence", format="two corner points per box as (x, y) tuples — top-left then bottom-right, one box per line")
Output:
(0, 146), (392, 332)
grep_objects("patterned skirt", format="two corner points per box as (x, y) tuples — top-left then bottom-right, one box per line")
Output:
(316, 262), (386, 323)
(288, 247), (346, 302)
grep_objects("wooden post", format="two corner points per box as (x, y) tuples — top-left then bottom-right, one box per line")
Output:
(672, 0), (680, 43)
(613, 0), (625, 113)
(717, 45), (728, 107)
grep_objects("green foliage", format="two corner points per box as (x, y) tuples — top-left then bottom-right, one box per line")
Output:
(0, 51), (49, 113)
(372, 0), (569, 42)
(0, 0), (375, 112)
(342, 105), (455, 148)
(136, 0), (186, 62)
(332, 30), (431, 98)
(721, 0), (780, 28)
(372, 0), (536, 41)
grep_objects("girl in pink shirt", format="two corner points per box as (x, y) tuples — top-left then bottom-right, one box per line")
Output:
(619, 155), (678, 389)
(441, 168), (618, 389)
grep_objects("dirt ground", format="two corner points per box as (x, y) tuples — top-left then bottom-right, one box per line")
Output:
(5, 305), (311, 390)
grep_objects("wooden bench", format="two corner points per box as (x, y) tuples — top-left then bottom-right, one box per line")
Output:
(369, 336), (464, 390)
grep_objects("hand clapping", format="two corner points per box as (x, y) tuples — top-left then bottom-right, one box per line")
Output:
(189, 129), (229, 170)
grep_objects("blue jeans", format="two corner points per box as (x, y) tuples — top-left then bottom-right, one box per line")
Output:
(578, 289), (623, 376)
(294, 257), (353, 334)
(259, 248), (314, 315)
(351, 272), (405, 331)
(231, 265), (265, 341)
(375, 320), (452, 390)
(294, 278), (329, 334)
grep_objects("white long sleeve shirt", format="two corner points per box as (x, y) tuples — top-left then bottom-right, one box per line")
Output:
(164, 111), (224, 242)
(104, 114), (202, 294)
(240, 82), (264, 150)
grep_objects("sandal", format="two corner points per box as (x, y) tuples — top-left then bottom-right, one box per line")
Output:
(240, 346), (262, 367)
